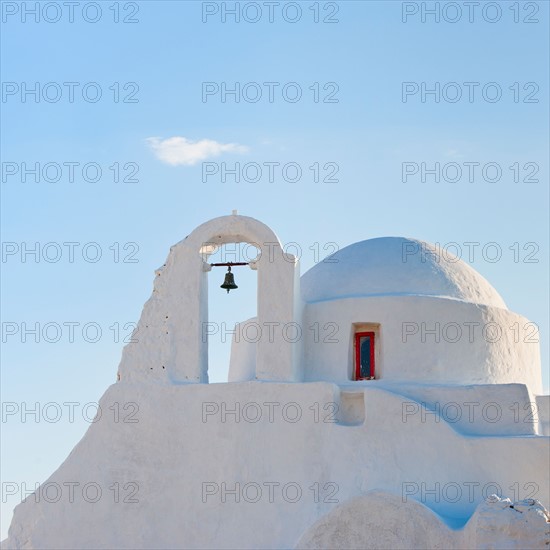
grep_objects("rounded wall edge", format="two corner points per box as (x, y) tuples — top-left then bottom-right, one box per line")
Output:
(302, 295), (542, 393)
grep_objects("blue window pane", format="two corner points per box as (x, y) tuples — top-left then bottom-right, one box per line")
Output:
(360, 337), (371, 378)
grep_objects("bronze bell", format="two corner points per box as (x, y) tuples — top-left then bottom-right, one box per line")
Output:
(220, 266), (238, 293)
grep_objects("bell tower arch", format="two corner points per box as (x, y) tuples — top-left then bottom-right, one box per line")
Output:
(118, 213), (303, 384)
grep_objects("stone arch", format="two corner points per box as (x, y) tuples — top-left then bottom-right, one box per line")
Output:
(118, 214), (302, 384)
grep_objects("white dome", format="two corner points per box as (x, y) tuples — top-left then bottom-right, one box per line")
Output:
(301, 237), (506, 309)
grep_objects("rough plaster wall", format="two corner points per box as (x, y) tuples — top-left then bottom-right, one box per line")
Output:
(118, 215), (301, 384)
(228, 317), (257, 382)
(302, 296), (542, 393)
(5, 224), (547, 550)
(295, 492), (550, 550)
(301, 237), (507, 309)
(465, 495), (550, 549)
(295, 491), (459, 549)
(3, 382), (548, 550)
(375, 382), (537, 436)
(536, 395), (550, 436)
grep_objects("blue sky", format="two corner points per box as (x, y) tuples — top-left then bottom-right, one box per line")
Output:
(1, 0), (548, 538)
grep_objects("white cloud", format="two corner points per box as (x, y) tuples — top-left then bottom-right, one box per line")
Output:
(146, 136), (249, 166)
(444, 148), (464, 159)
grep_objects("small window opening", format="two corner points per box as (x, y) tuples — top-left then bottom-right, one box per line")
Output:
(355, 331), (375, 380)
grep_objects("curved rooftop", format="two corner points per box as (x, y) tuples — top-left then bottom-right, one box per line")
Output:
(301, 237), (507, 309)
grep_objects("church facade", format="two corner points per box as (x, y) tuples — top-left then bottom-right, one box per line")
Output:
(3, 214), (549, 549)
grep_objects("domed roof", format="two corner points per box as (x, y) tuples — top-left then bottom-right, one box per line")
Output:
(301, 237), (506, 309)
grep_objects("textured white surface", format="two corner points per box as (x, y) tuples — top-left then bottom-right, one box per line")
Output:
(466, 495), (550, 549)
(301, 237), (507, 308)
(228, 317), (257, 382)
(296, 492), (550, 549)
(302, 296), (542, 392)
(295, 491), (457, 549)
(3, 219), (548, 549)
(2, 382), (548, 550)
(118, 214), (301, 384)
(227, 233), (541, 392)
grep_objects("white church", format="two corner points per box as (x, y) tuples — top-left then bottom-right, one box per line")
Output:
(3, 214), (549, 549)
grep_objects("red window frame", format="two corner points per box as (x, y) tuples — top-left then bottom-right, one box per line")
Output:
(355, 331), (375, 380)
